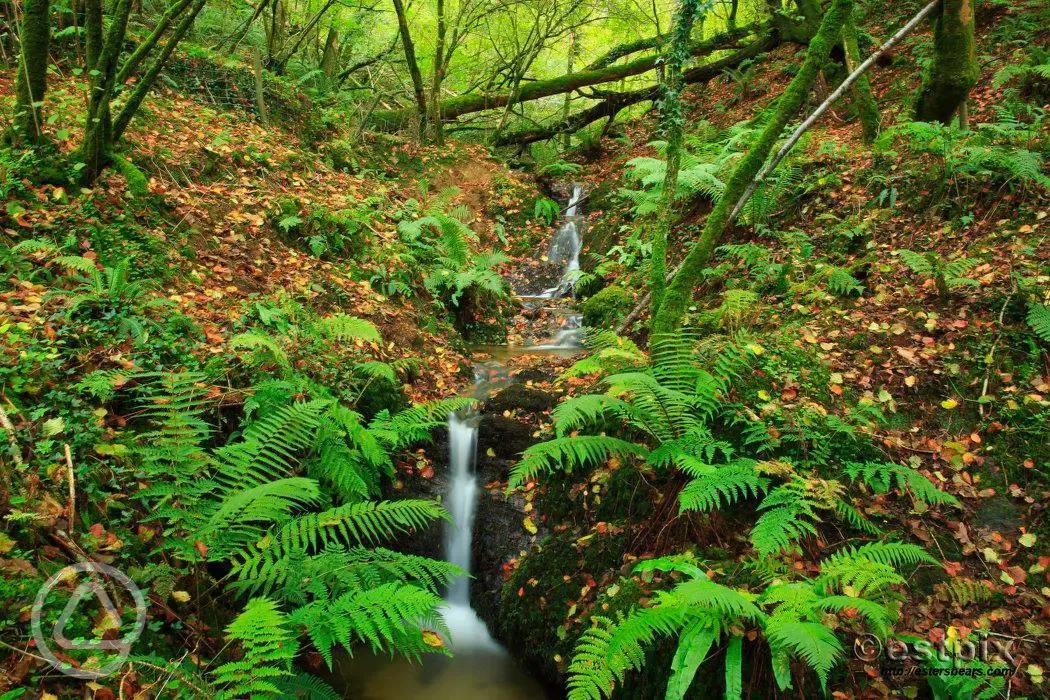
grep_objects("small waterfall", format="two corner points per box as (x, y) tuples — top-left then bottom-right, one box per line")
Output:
(440, 402), (500, 652)
(535, 184), (585, 348)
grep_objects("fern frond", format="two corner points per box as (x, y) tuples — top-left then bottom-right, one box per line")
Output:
(507, 436), (648, 491)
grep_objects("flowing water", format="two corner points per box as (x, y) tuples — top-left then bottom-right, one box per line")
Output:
(342, 185), (586, 698)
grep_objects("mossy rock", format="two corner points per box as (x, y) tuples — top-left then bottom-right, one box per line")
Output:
(581, 285), (632, 329)
(484, 384), (559, 415)
(497, 531), (628, 686)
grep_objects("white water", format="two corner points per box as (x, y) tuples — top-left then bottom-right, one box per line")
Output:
(440, 409), (501, 652)
(535, 184), (585, 348)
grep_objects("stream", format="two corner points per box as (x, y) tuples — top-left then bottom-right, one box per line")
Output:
(339, 186), (586, 698)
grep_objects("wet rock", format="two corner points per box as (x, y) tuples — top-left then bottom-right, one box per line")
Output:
(478, 415), (534, 462)
(470, 487), (533, 632)
(974, 495), (1021, 531)
(484, 384), (558, 415)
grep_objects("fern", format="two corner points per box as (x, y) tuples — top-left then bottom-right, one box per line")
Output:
(935, 578), (997, 608)
(1028, 303), (1050, 343)
(211, 598), (299, 699)
(678, 460), (769, 513)
(507, 436), (648, 491)
(751, 481), (822, 557)
(846, 461), (959, 507)
(316, 314), (382, 343)
(826, 267), (864, 297)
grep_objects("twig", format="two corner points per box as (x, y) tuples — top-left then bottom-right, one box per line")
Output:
(64, 443), (76, 533)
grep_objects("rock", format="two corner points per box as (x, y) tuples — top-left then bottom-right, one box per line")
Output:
(484, 384), (558, 415)
(478, 414), (534, 462)
(974, 495), (1021, 531)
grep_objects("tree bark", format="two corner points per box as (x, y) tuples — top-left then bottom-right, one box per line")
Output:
(81, 0), (133, 182)
(650, 0), (703, 320)
(914, 0), (978, 124)
(9, 0), (50, 145)
(391, 0), (428, 138)
(117, 0), (193, 84)
(373, 24), (762, 129)
(842, 14), (879, 141)
(320, 24), (339, 76)
(651, 0), (854, 334)
(428, 0), (447, 144)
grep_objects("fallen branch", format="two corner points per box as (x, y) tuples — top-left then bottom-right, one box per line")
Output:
(617, 0), (938, 333)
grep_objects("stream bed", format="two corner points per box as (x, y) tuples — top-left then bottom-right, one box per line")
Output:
(341, 185), (586, 698)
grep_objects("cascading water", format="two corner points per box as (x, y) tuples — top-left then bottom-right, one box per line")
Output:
(343, 186), (588, 698)
(534, 184), (585, 348)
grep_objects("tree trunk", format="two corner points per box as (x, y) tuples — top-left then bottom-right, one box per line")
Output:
(561, 29), (576, 151)
(81, 0), (133, 182)
(842, 15), (880, 141)
(391, 0), (428, 139)
(320, 24), (339, 76)
(914, 0), (977, 124)
(373, 25), (762, 129)
(428, 0), (447, 144)
(494, 32), (777, 147)
(116, 0), (193, 84)
(9, 0), (50, 145)
(652, 0), (854, 334)
(650, 0), (703, 320)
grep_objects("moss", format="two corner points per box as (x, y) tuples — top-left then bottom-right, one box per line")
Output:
(914, 0), (979, 124)
(842, 17), (881, 142)
(111, 154), (150, 197)
(497, 531), (629, 685)
(581, 285), (633, 329)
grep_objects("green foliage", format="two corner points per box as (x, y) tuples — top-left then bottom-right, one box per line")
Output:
(534, 196), (561, 225)
(568, 538), (922, 700)
(1027, 302), (1050, 343)
(896, 249), (978, 296)
(826, 267), (864, 297)
(211, 598), (299, 699)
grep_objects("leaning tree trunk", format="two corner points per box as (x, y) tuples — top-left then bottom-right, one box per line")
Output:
(842, 14), (880, 141)
(914, 0), (977, 124)
(652, 0), (854, 334)
(391, 0), (427, 139)
(650, 0), (703, 319)
(9, 0), (50, 145)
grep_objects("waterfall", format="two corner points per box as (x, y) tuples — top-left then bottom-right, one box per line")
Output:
(444, 411), (479, 605)
(535, 184), (585, 348)
(440, 405), (499, 652)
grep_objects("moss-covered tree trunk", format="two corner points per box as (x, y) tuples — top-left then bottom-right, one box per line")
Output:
(650, 0), (703, 320)
(371, 24), (758, 129)
(842, 15), (880, 141)
(428, 0), (447, 145)
(391, 0), (428, 139)
(9, 0), (50, 145)
(651, 0), (854, 334)
(914, 0), (977, 124)
(81, 0), (132, 182)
